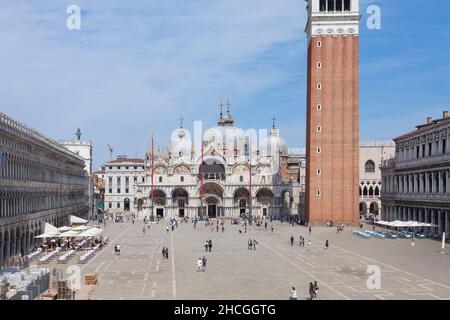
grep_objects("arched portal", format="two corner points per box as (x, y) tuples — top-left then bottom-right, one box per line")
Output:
(150, 189), (167, 218)
(359, 202), (367, 216)
(369, 202), (379, 216)
(256, 188), (275, 217)
(172, 188), (189, 217)
(234, 187), (250, 216)
(200, 182), (224, 217)
(124, 198), (130, 211)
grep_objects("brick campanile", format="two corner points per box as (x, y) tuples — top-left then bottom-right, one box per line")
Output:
(305, 0), (360, 224)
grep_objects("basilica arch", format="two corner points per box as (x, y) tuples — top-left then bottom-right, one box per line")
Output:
(199, 182), (224, 218)
(233, 187), (250, 216)
(255, 188), (275, 217)
(171, 188), (189, 217)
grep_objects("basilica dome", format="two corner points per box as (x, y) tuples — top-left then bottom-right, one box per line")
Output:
(259, 128), (288, 156)
(170, 128), (192, 158)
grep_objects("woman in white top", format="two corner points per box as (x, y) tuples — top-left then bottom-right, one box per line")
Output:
(197, 258), (203, 272)
(289, 287), (298, 300)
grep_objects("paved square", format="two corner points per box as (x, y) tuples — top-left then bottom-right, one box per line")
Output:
(72, 219), (450, 300)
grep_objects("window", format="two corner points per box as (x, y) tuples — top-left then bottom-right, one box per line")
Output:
(159, 177), (162, 183)
(125, 166), (129, 170)
(180, 176), (184, 182)
(344, 0), (351, 11)
(117, 203), (120, 208)
(134, 177), (137, 183)
(422, 144), (425, 157)
(317, 62), (322, 69)
(109, 188), (112, 194)
(134, 166), (137, 170)
(416, 146), (420, 159)
(118, 166), (121, 170)
(316, 169), (321, 175)
(108, 203), (112, 209)
(240, 176), (243, 182)
(316, 126), (321, 133)
(317, 147), (321, 154)
(365, 160), (375, 173)
(336, 0), (343, 11)
(317, 83), (322, 90)
(319, 0), (326, 11)
(109, 166), (112, 170)
(142, 177), (145, 183)
(125, 177), (129, 186)
(117, 177), (121, 185)
(117, 189), (121, 193)
(317, 190), (321, 197)
(327, 0), (334, 12)
(108, 177), (112, 186)
(126, 188), (129, 194)
(316, 104), (322, 111)
(317, 41), (322, 48)
(428, 143), (432, 157)
(443, 139), (447, 154)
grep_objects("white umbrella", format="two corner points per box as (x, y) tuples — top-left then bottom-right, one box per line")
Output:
(58, 230), (82, 237)
(77, 228), (104, 237)
(72, 225), (89, 231)
(70, 215), (88, 225)
(58, 226), (72, 232)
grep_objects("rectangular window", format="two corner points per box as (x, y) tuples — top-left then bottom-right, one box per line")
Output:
(126, 166), (129, 169)
(317, 41), (322, 48)
(118, 166), (121, 170)
(117, 203), (120, 208)
(126, 189), (129, 194)
(117, 189), (121, 194)
(134, 177), (137, 183)
(443, 139), (447, 154)
(134, 166), (137, 170)
(416, 146), (419, 159)
(108, 177), (112, 186)
(109, 189), (112, 194)
(125, 177), (129, 186)
(117, 177), (121, 185)
(142, 177), (145, 183)
(428, 143), (432, 157)
(108, 203), (112, 209)
(422, 144), (425, 157)
(109, 166), (112, 170)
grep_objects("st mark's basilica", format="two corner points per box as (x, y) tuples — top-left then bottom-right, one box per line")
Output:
(133, 107), (303, 219)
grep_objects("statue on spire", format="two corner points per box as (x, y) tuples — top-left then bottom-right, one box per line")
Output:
(75, 128), (82, 140)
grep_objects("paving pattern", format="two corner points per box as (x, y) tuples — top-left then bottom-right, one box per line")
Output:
(71, 219), (450, 300)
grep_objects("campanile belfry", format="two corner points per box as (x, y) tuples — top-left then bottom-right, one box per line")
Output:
(305, 0), (360, 223)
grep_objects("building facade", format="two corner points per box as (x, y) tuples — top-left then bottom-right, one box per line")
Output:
(133, 109), (302, 219)
(305, 0), (360, 224)
(93, 166), (105, 213)
(104, 158), (145, 213)
(359, 141), (395, 219)
(381, 112), (450, 236)
(60, 131), (94, 219)
(0, 113), (88, 266)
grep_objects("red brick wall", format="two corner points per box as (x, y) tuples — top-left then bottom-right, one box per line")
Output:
(306, 35), (359, 224)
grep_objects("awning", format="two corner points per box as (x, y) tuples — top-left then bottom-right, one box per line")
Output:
(376, 220), (438, 228)
(57, 230), (82, 237)
(70, 215), (88, 225)
(76, 228), (104, 237)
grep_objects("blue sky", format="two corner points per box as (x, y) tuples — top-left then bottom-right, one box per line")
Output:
(1, 0), (449, 169)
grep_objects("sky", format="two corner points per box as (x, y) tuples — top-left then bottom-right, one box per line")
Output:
(1, 0), (449, 169)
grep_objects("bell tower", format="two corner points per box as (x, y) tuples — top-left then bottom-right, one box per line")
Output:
(305, 0), (360, 224)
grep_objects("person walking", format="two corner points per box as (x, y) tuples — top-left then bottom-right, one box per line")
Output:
(325, 240), (329, 249)
(216, 224), (219, 232)
(308, 226), (312, 235)
(202, 256), (207, 272)
(221, 224), (225, 233)
(165, 247), (169, 260)
(248, 239), (252, 250)
(208, 240), (212, 252)
(308, 240), (311, 248)
(289, 287), (298, 300)
(290, 235), (294, 246)
(265, 222), (268, 229)
(302, 237), (305, 247)
(166, 226), (169, 232)
(204, 241), (209, 252)
(313, 281), (319, 298)
(271, 226), (274, 233)
(253, 239), (258, 250)
(197, 258), (202, 272)
(309, 282), (315, 300)
(143, 226), (146, 234)
(162, 247), (166, 260)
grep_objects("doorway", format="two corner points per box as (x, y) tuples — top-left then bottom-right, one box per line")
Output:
(156, 208), (164, 218)
(124, 198), (130, 211)
(263, 208), (267, 216)
(208, 205), (217, 218)
(179, 208), (185, 217)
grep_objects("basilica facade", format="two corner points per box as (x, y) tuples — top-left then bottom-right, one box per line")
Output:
(134, 109), (302, 219)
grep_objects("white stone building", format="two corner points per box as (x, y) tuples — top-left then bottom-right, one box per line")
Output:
(60, 130), (94, 218)
(104, 157), (145, 213)
(135, 110), (302, 219)
(381, 111), (450, 236)
(0, 113), (88, 266)
(359, 141), (395, 219)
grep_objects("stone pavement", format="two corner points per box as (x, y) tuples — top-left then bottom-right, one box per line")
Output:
(72, 219), (450, 300)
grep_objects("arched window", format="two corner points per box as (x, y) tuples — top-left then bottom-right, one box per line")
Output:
(320, 0), (327, 11)
(375, 186), (380, 196)
(336, 0), (343, 11)
(368, 186), (374, 197)
(158, 177), (162, 183)
(365, 160), (375, 173)
(363, 186), (368, 197)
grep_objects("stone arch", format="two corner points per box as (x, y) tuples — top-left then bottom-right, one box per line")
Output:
(369, 202), (379, 215)
(173, 164), (191, 174)
(149, 189), (167, 206)
(374, 186), (380, 197)
(363, 186), (368, 197)
(359, 202), (367, 215)
(171, 188), (189, 205)
(368, 186), (374, 197)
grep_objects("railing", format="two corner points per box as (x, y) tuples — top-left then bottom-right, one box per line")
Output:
(381, 192), (450, 202)
(395, 153), (450, 168)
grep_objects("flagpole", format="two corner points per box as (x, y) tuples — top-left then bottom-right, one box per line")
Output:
(200, 142), (204, 218)
(249, 139), (252, 223)
(151, 134), (154, 221)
